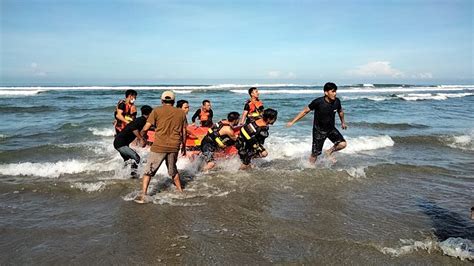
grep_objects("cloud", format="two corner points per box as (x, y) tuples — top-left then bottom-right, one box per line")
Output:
(30, 62), (47, 77)
(412, 72), (433, 79)
(347, 61), (404, 78)
(268, 70), (281, 78)
(267, 70), (296, 79)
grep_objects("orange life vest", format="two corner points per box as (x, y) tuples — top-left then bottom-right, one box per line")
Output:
(247, 99), (264, 118)
(199, 107), (210, 121)
(114, 100), (137, 132)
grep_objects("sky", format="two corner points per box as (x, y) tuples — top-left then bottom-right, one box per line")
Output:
(1, 0), (472, 85)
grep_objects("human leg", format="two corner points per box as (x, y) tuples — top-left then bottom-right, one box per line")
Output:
(327, 129), (346, 155)
(201, 141), (217, 171)
(165, 152), (182, 192)
(311, 128), (327, 163)
(135, 152), (167, 202)
(117, 146), (141, 177)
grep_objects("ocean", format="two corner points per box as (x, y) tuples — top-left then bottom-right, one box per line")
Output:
(0, 83), (473, 264)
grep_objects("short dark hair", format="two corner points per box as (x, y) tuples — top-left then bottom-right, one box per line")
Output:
(125, 89), (138, 97)
(262, 108), (278, 121)
(176, 100), (189, 108)
(227, 112), (240, 122)
(248, 87), (257, 95)
(202, 99), (210, 105)
(323, 82), (337, 92)
(162, 99), (175, 105)
(141, 105), (153, 116)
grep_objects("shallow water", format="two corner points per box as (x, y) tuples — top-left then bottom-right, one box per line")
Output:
(0, 84), (473, 263)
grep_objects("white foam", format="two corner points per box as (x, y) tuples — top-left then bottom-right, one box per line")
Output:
(0, 159), (116, 178)
(264, 134), (394, 160)
(343, 95), (391, 101)
(363, 84), (375, 87)
(230, 87), (473, 95)
(0, 89), (45, 96)
(122, 177), (234, 206)
(173, 90), (192, 94)
(231, 89), (320, 94)
(439, 237), (474, 261)
(0, 134), (6, 139)
(341, 135), (394, 154)
(342, 166), (367, 178)
(88, 127), (115, 137)
(71, 181), (106, 192)
(445, 132), (474, 151)
(439, 85), (474, 88)
(380, 238), (474, 261)
(0, 84), (315, 92)
(397, 92), (473, 101)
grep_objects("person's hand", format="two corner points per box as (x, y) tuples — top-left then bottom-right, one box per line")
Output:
(341, 123), (348, 130)
(286, 122), (294, 128)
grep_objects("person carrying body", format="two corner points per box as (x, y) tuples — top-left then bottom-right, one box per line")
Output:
(114, 89), (138, 134)
(240, 87), (264, 125)
(191, 100), (213, 127)
(200, 112), (240, 171)
(113, 105), (152, 178)
(236, 108), (277, 170)
(134, 91), (187, 204)
(287, 82), (347, 163)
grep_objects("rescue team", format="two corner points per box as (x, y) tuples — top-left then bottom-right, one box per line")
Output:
(113, 83), (347, 203)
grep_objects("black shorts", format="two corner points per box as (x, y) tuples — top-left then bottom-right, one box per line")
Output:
(312, 128), (345, 156)
(200, 138), (217, 163)
(236, 139), (265, 165)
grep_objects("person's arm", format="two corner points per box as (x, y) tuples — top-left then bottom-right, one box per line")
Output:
(191, 109), (200, 124)
(338, 109), (347, 130)
(140, 122), (152, 137)
(222, 126), (238, 141)
(286, 107), (311, 127)
(181, 118), (187, 156)
(115, 104), (129, 124)
(209, 109), (213, 122)
(239, 111), (248, 125)
(132, 129), (147, 147)
(240, 102), (250, 125)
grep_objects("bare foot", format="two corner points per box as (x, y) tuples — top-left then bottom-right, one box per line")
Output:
(239, 164), (252, 170)
(134, 193), (147, 204)
(173, 176), (183, 192)
(325, 149), (337, 163)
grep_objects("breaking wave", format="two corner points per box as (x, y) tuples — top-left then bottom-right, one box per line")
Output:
(0, 159), (117, 178)
(88, 127), (115, 137)
(0, 89), (46, 96)
(380, 238), (473, 261)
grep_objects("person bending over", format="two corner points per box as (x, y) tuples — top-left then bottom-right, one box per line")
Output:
(200, 112), (240, 171)
(113, 105), (152, 178)
(237, 108), (277, 170)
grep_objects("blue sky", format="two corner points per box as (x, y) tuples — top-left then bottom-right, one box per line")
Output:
(1, 0), (472, 85)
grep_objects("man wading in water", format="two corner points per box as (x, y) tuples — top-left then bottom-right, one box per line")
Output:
(287, 82), (347, 163)
(135, 91), (187, 204)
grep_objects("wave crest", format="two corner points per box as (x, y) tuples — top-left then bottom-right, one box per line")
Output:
(380, 238), (474, 261)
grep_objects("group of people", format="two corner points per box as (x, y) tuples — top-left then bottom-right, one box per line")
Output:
(112, 83), (347, 203)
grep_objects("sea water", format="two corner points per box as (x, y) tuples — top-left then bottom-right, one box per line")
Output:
(0, 84), (473, 264)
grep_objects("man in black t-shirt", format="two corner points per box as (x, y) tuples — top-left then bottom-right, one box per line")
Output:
(114, 105), (153, 178)
(287, 82), (347, 163)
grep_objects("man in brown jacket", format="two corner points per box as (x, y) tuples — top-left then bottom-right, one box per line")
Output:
(135, 91), (187, 204)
